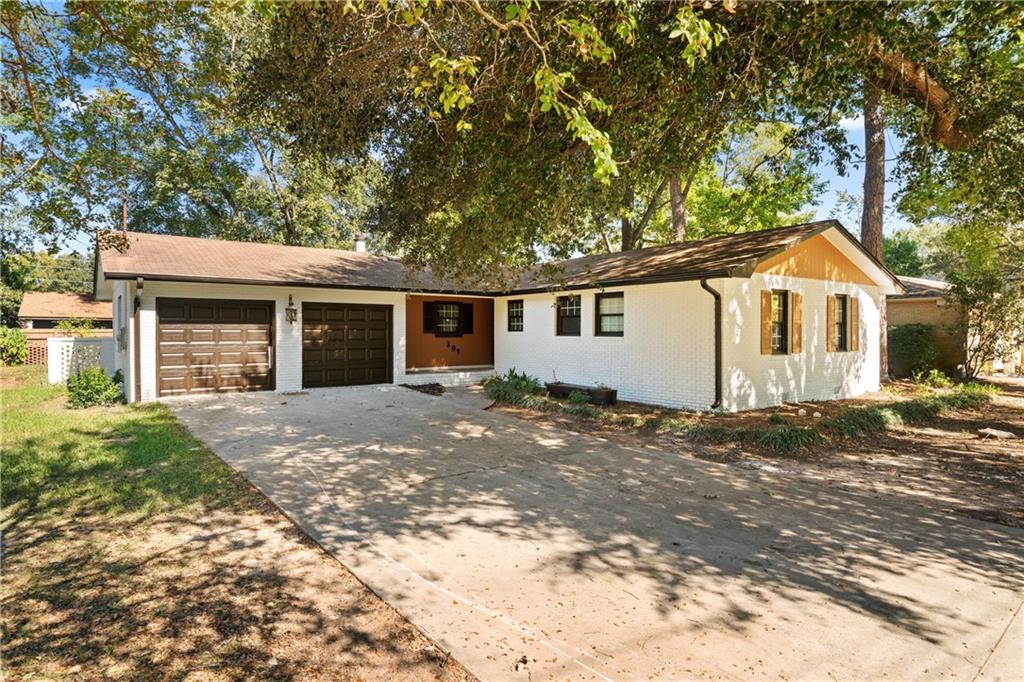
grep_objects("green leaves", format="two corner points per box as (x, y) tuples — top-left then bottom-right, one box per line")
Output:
(668, 6), (726, 68)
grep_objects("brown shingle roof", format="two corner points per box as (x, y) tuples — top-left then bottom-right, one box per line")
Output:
(99, 231), (449, 292)
(513, 220), (900, 292)
(18, 292), (112, 320)
(890, 276), (951, 299)
(98, 220), (901, 295)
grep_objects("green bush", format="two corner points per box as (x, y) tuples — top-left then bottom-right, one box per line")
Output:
(67, 367), (123, 408)
(0, 327), (28, 365)
(913, 368), (953, 388)
(566, 390), (590, 406)
(888, 323), (937, 377)
(483, 367), (543, 404)
(55, 316), (96, 337)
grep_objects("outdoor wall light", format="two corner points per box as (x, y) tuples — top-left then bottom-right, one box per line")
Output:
(285, 295), (298, 324)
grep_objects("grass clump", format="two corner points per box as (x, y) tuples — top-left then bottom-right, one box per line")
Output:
(913, 368), (954, 388)
(685, 423), (825, 452)
(824, 382), (999, 438)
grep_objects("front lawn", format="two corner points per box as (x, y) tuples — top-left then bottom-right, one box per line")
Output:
(1, 366), (472, 680)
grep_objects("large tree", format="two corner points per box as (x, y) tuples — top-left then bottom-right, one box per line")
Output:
(1, 1), (380, 251)
(241, 1), (1021, 285)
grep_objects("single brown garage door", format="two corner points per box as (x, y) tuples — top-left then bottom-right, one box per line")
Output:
(302, 303), (392, 388)
(156, 298), (274, 396)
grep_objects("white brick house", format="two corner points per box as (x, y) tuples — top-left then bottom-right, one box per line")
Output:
(95, 220), (902, 411)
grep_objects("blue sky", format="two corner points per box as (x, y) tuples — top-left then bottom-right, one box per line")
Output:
(811, 114), (912, 235)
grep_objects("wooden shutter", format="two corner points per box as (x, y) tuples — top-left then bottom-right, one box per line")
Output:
(423, 301), (435, 333)
(826, 295), (836, 352)
(849, 296), (860, 351)
(760, 290), (772, 355)
(790, 292), (803, 354)
(461, 302), (474, 334)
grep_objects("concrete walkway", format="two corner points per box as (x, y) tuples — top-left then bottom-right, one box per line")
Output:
(169, 386), (1024, 681)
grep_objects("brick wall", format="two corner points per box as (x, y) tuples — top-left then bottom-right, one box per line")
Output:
(887, 297), (965, 375)
(494, 282), (717, 409)
(494, 276), (883, 412)
(720, 274), (882, 411)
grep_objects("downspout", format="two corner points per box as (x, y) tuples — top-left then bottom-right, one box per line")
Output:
(133, 277), (143, 403)
(699, 279), (722, 410)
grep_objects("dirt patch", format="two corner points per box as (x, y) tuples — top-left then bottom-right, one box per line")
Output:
(402, 382), (446, 397)
(2, 502), (475, 681)
(493, 378), (1024, 529)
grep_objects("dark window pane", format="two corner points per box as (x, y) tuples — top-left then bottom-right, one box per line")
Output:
(556, 295), (581, 336)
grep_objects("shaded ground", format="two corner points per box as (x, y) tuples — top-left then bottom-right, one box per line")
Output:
(0, 367), (473, 681)
(171, 384), (1024, 681)
(494, 376), (1024, 528)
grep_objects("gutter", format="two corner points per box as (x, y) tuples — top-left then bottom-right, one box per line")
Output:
(699, 279), (722, 410)
(133, 277), (143, 403)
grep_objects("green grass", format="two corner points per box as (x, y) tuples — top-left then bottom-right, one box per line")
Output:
(1, 366), (247, 522)
(685, 423), (827, 451)
(822, 382), (999, 439)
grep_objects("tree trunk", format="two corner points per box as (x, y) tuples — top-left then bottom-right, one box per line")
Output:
(669, 170), (686, 242)
(669, 168), (697, 243)
(862, 79), (888, 379)
(620, 185), (636, 251)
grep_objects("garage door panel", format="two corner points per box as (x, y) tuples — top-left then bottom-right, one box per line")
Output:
(157, 298), (274, 396)
(302, 303), (391, 388)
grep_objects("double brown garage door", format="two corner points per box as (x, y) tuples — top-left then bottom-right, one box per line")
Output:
(156, 298), (274, 396)
(156, 298), (392, 396)
(302, 303), (392, 388)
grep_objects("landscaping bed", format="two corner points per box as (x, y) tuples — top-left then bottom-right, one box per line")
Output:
(1, 366), (474, 681)
(484, 369), (1024, 528)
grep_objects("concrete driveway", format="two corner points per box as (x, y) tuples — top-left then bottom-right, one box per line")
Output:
(170, 386), (1024, 681)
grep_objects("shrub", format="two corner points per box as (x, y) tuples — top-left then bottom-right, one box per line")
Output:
(888, 323), (937, 377)
(483, 367), (543, 404)
(0, 327), (28, 365)
(67, 367), (123, 408)
(566, 390), (590, 406)
(913, 368), (953, 388)
(55, 316), (96, 337)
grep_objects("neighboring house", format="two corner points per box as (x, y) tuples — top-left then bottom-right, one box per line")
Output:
(887, 277), (966, 377)
(17, 291), (114, 365)
(94, 220), (903, 411)
(888, 275), (1021, 376)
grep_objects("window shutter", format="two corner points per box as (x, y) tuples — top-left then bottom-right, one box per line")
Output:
(849, 296), (860, 351)
(461, 302), (474, 334)
(826, 295), (836, 352)
(423, 301), (435, 333)
(790, 292), (803, 354)
(760, 290), (772, 355)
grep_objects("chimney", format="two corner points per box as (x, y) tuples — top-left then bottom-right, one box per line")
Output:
(353, 232), (366, 253)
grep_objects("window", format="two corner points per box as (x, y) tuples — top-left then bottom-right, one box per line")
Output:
(436, 303), (460, 335)
(423, 301), (473, 337)
(834, 294), (848, 351)
(595, 292), (624, 336)
(508, 300), (524, 332)
(770, 291), (788, 354)
(556, 295), (581, 336)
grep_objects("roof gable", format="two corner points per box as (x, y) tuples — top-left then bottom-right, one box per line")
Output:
(755, 233), (875, 285)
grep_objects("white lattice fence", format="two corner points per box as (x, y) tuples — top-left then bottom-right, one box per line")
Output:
(47, 337), (115, 384)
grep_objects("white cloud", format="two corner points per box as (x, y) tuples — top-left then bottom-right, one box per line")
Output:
(839, 114), (864, 131)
